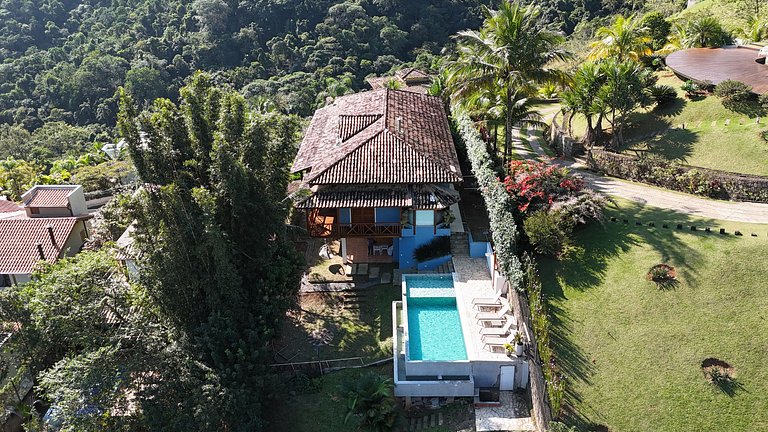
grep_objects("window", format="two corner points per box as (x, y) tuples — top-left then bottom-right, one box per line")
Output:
(0, 274), (10, 288)
(415, 210), (434, 226)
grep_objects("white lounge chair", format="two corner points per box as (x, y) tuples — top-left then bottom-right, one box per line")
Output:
(475, 304), (510, 324)
(472, 293), (502, 310)
(483, 334), (515, 352)
(479, 316), (517, 337)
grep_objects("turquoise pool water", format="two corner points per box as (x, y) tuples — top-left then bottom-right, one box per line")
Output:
(404, 275), (467, 361)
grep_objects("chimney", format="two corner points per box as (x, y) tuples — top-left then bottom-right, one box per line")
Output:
(46, 224), (57, 249)
(36, 243), (45, 261)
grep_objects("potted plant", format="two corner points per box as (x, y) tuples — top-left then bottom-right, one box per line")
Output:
(503, 343), (515, 357)
(440, 209), (455, 228)
(513, 332), (524, 357)
(401, 209), (412, 229)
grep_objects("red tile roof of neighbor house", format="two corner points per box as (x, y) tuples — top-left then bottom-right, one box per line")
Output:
(0, 217), (79, 274)
(292, 88), (462, 185)
(0, 200), (21, 213)
(23, 188), (72, 208)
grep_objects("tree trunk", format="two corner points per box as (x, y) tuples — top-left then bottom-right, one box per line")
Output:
(594, 113), (604, 147)
(504, 89), (514, 166)
(493, 123), (498, 155)
(608, 111), (619, 151)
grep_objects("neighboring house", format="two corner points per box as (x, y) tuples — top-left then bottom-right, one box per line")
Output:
(291, 87), (463, 270)
(0, 185), (92, 286)
(366, 68), (433, 94)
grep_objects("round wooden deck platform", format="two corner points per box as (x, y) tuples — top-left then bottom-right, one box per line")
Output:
(666, 46), (768, 93)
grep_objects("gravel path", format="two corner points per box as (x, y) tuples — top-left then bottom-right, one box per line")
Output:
(524, 130), (768, 224)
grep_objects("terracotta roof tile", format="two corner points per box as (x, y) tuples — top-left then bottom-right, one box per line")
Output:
(293, 89), (462, 185)
(23, 189), (72, 208)
(0, 217), (79, 274)
(0, 200), (21, 213)
(295, 184), (458, 209)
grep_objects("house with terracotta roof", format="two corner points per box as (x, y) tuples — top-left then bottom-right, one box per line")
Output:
(292, 88), (463, 269)
(366, 68), (433, 94)
(0, 185), (91, 287)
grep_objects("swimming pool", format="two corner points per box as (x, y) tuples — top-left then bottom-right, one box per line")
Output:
(404, 275), (468, 361)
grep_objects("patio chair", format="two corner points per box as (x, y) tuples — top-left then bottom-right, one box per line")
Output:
(479, 316), (517, 337)
(472, 293), (502, 310)
(475, 304), (510, 323)
(482, 334), (515, 352)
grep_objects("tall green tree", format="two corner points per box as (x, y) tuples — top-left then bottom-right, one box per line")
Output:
(588, 14), (652, 62)
(561, 62), (607, 153)
(446, 1), (566, 161)
(596, 59), (651, 150)
(118, 72), (303, 431)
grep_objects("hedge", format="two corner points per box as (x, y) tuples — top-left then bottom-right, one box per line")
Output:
(589, 150), (768, 203)
(454, 111), (524, 290)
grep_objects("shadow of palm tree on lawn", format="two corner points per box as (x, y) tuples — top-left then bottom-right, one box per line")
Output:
(537, 200), (741, 425)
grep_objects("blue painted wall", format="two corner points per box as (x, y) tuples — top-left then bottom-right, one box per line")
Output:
(417, 255), (452, 271)
(399, 226), (448, 270)
(468, 231), (491, 258)
(339, 208), (351, 224)
(376, 207), (400, 223)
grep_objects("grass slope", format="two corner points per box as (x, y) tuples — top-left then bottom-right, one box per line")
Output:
(539, 199), (768, 431)
(571, 72), (768, 175)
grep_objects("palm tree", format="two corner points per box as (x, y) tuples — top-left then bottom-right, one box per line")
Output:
(446, 1), (566, 162)
(738, 17), (766, 44)
(340, 372), (400, 432)
(561, 62), (607, 154)
(588, 15), (652, 62)
(687, 16), (731, 47)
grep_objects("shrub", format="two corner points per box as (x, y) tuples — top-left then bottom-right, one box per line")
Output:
(549, 422), (579, 432)
(552, 189), (611, 225)
(523, 210), (573, 256)
(339, 371), (401, 430)
(677, 169), (722, 197)
(413, 236), (451, 262)
(647, 264), (676, 282)
(503, 160), (584, 214)
(680, 80), (700, 97)
(649, 84), (677, 107)
(760, 129), (768, 142)
(714, 80), (753, 105)
(759, 93), (768, 110)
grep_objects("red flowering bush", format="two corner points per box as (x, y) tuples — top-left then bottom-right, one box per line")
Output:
(503, 160), (584, 214)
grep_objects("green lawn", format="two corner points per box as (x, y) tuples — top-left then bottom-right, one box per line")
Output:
(538, 199), (768, 431)
(571, 72), (768, 176)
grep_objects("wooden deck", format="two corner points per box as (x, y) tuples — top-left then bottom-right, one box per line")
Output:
(666, 46), (768, 93)
(346, 237), (393, 264)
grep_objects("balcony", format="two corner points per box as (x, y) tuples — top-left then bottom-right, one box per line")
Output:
(308, 221), (402, 238)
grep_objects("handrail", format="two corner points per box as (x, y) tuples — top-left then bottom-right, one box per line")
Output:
(308, 222), (402, 237)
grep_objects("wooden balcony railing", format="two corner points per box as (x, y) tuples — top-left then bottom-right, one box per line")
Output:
(308, 222), (402, 238)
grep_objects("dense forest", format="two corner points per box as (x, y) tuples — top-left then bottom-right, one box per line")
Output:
(0, 0), (493, 131)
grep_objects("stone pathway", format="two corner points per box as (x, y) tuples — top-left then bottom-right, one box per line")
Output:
(475, 391), (535, 432)
(407, 412), (444, 431)
(524, 130), (768, 224)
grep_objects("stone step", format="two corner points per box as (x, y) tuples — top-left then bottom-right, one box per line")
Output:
(368, 266), (380, 280)
(380, 272), (392, 284)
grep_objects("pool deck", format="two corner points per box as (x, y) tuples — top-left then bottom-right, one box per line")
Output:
(453, 257), (515, 361)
